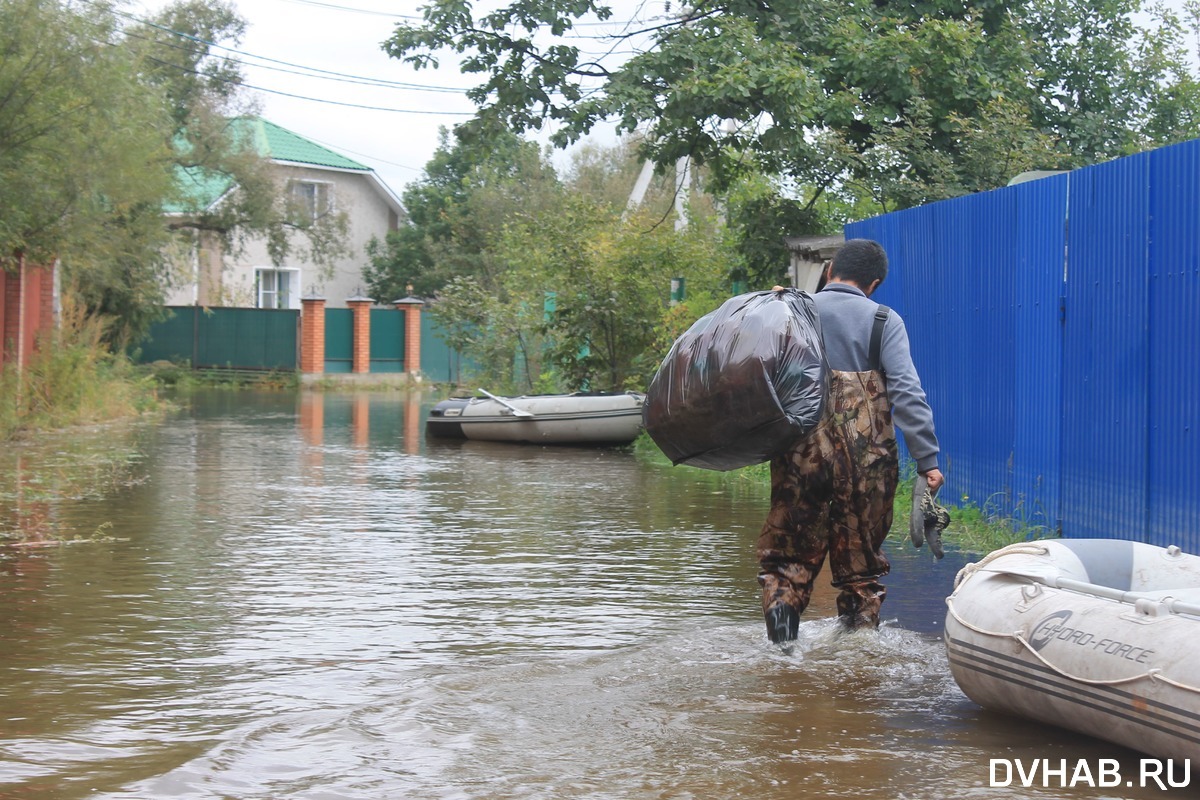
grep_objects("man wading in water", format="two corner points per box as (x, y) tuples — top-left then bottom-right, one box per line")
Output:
(758, 238), (943, 642)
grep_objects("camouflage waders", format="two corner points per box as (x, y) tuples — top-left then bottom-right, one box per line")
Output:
(756, 369), (899, 638)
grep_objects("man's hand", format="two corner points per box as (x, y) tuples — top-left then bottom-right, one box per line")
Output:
(922, 468), (944, 494)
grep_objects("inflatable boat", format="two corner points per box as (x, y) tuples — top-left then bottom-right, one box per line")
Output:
(945, 539), (1200, 760)
(425, 390), (645, 445)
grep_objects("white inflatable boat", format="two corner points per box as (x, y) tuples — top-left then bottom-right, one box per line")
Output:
(945, 539), (1200, 760)
(425, 390), (645, 445)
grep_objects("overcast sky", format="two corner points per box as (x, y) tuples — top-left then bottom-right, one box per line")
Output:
(132, 0), (1197, 204)
(132, 0), (657, 200)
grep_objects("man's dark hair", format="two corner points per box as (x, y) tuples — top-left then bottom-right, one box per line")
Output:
(830, 239), (888, 288)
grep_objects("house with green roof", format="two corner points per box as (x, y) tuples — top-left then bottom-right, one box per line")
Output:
(164, 117), (403, 309)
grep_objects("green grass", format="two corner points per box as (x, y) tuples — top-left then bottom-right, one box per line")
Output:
(0, 305), (161, 541)
(633, 432), (1057, 555)
(142, 363), (300, 390)
(888, 473), (1057, 555)
(0, 308), (164, 442)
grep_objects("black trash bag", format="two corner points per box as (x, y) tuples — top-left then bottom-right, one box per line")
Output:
(643, 289), (827, 471)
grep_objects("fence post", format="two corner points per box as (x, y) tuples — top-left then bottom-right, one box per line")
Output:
(670, 276), (685, 306)
(393, 294), (424, 377)
(300, 294), (327, 374)
(346, 294), (374, 374)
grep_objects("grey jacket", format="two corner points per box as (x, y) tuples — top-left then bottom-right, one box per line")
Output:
(813, 283), (940, 473)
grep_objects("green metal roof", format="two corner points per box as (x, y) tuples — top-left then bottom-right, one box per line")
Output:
(166, 165), (235, 215)
(245, 117), (370, 171)
(166, 116), (370, 213)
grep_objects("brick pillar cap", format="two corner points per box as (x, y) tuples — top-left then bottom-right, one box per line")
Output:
(302, 293), (326, 302)
(346, 296), (375, 304)
(393, 296), (425, 307)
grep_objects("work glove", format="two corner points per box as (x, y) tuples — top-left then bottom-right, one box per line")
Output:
(909, 474), (951, 559)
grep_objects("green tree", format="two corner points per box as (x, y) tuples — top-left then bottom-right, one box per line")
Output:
(534, 204), (731, 391)
(363, 126), (561, 301)
(0, 0), (175, 342)
(1, 0), (353, 346)
(384, 0), (1198, 211)
(1025, 0), (1200, 163)
(434, 196), (733, 393)
(132, 0), (247, 128)
(723, 179), (825, 289)
(392, 130), (739, 392)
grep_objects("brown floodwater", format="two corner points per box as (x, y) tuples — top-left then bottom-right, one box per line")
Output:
(0, 390), (1191, 799)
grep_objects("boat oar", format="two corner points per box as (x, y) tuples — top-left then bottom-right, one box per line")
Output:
(477, 389), (535, 418)
(973, 566), (1200, 618)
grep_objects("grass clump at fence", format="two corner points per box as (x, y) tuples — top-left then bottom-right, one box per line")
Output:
(888, 473), (1057, 555)
(0, 305), (162, 442)
(634, 432), (1056, 555)
(143, 362), (299, 391)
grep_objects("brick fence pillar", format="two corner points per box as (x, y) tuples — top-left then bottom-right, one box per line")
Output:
(346, 295), (374, 374)
(393, 295), (424, 376)
(1, 254), (56, 371)
(300, 294), (326, 374)
(20, 259), (42, 368)
(0, 267), (11, 370)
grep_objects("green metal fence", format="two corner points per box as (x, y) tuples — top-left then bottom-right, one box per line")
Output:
(369, 308), (404, 373)
(137, 306), (298, 370)
(138, 305), (468, 380)
(324, 308), (353, 373)
(420, 313), (472, 384)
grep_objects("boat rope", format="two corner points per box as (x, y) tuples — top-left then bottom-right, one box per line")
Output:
(947, 543), (1200, 694)
(953, 542), (1050, 589)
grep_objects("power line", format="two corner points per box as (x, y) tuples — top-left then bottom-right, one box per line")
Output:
(268, 0), (662, 29)
(119, 5), (610, 109)
(115, 0), (661, 101)
(109, 0), (476, 93)
(122, 26), (467, 94)
(273, 0), (423, 19)
(243, 80), (474, 114)
(141, 53), (474, 115)
(106, 0), (656, 185)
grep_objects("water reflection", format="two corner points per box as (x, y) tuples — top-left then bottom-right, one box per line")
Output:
(0, 390), (1188, 799)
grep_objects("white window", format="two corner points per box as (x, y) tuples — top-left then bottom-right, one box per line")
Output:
(288, 180), (332, 224)
(255, 267), (300, 309)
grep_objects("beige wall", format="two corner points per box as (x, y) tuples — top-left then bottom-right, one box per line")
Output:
(164, 165), (399, 309)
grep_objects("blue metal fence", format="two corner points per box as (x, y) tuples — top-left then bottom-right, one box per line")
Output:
(1061, 153), (1152, 542)
(847, 139), (1200, 549)
(1147, 144), (1200, 550)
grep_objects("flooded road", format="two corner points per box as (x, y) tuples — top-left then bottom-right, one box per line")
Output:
(0, 391), (1189, 798)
